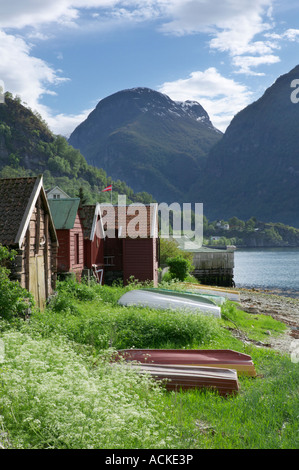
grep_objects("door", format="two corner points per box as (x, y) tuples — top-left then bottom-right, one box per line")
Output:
(29, 255), (46, 310)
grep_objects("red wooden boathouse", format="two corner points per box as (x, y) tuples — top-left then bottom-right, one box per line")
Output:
(100, 203), (159, 286)
(48, 198), (84, 280)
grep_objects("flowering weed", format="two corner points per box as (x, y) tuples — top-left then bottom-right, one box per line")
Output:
(0, 331), (178, 449)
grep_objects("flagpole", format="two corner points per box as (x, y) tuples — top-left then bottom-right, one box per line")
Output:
(101, 184), (112, 202)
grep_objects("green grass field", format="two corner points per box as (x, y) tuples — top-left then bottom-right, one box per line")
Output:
(0, 278), (298, 449)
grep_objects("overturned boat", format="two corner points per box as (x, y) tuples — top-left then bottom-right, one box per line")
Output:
(143, 287), (226, 305)
(181, 283), (241, 302)
(116, 348), (257, 377)
(118, 289), (222, 317)
(123, 363), (239, 396)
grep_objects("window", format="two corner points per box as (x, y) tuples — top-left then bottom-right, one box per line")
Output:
(104, 255), (115, 266)
(74, 233), (80, 265)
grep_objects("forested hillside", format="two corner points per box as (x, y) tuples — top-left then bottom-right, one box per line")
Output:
(0, 92), (155, 205)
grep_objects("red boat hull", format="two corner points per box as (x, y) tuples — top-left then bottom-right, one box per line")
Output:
(115, 349), (256, 377)
(126, 363), (239, 396)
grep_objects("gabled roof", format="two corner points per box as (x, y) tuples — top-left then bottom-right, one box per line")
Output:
(48, 198), (81, 230)
(100, 203), (158, 238)
(0, 175), (57, 248)
(46, 186), (71, 199)
(79, 203), (104, 240)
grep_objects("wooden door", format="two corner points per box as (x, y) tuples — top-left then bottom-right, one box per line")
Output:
(29, 255), (46, 310)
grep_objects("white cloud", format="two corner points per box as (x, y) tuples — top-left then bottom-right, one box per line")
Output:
(160, 0), (273, 35)
(158, 67), (253, 131)
(232, 54), (280, 75)
(44, 107), (93, 137)
(0, 1), (167, 136)
(0, 31), (68, 109)
(158, 0), (280, 75)
(0, 0), (290, 134)
(0, 1), (159, 29)
(0, 1), (79, 29)
(0, 30), (83, 135)
(283, 28), (299, 41)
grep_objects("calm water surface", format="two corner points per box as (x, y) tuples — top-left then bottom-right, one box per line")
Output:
(234, 248), (299, 295)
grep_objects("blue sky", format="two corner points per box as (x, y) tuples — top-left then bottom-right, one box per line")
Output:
(0, 0), (299, 136)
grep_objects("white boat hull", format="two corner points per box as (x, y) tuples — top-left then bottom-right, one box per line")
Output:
(118, 289), (221, 317)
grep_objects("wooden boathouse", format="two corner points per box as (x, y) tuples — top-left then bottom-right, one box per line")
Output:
(0, 175), (58, 309)
(100, 203), (159, 286)
(48, 197), (85, 280)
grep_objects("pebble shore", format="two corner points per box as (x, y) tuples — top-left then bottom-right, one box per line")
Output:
(237, 287), (299, 355)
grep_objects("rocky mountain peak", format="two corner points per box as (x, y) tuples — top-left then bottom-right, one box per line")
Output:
(68, 86), (222, 203)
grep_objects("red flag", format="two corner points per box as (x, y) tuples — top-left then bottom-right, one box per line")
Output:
(102, 184), (112, 192)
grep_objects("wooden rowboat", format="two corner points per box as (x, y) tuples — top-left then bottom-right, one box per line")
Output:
(116, 348), (257, 377)
(125, 363), (240, 396)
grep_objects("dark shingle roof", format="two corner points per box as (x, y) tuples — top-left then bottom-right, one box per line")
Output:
(79, 204), (97, 239)
(0, 176), (39, 246)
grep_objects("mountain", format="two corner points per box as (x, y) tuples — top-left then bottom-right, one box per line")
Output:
(197, 65), (299, 227)
(0, 92), (155, 205)
(68, 87), (222, 203)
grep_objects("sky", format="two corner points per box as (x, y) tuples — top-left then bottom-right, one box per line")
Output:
(0, 0), (299, 136)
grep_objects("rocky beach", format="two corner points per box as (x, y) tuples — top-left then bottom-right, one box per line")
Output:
(237, 288), (299, 355)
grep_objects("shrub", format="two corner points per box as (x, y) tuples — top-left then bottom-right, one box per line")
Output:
(0, 245), (33, 320)
(159, 238), (193, 266)
(166, 255), (193, 282)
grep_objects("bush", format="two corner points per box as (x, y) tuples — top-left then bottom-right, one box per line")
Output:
(0, 245), (33, 320)
(166, 255), (193, 282)
(159, 238), (193, 266)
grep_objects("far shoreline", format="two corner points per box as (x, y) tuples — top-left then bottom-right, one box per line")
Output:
(235, 284), (299, 299)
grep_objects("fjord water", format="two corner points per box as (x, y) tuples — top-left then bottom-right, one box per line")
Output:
(234, 248), (299, 296)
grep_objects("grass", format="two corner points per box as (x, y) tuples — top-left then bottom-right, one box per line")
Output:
(220, 300), (287, 343)
(164, 353), (299, 449)
(0, 278), (298, 449)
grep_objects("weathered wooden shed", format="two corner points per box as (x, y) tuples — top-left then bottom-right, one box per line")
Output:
(0, 175), (58, 309)
(48, 198), (84, 280)
(100, 203), (159, 286)
(175, 237), (235, 287)
(79, 203), (104, 282)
